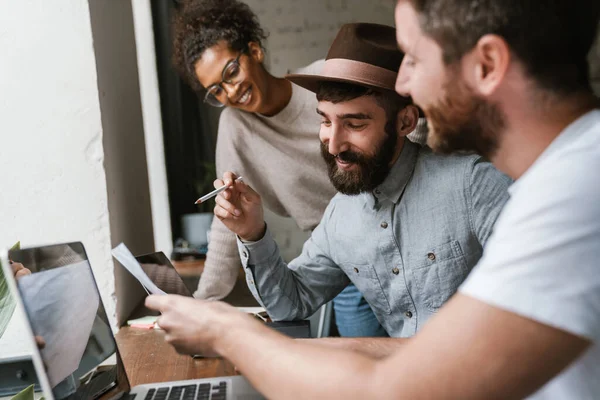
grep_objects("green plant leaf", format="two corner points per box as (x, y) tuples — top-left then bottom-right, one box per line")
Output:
(11, 384), (34, 400)
(0, 241), (21, 338)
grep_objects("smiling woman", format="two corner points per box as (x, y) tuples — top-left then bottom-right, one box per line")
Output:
(172, 0), (290, 116)
(193, 40), (287, 115)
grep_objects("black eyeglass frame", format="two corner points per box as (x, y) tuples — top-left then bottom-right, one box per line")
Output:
(203, 50), (246, 107)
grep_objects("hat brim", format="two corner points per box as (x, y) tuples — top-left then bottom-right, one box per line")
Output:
(285, 73), (395, 94)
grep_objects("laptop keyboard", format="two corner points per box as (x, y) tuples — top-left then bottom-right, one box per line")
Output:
(143, 381), (228, 400)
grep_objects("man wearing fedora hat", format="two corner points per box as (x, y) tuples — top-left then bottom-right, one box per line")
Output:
(190, 22), (511, 340)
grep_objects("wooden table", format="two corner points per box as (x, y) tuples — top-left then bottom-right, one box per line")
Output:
(113, 261), (258, 386)
(114, 326), (239, 386)
(172, 259), (205, 278)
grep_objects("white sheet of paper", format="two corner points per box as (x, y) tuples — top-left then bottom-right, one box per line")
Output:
(111, 243), (166, 295)
(18, 261), (99, 388)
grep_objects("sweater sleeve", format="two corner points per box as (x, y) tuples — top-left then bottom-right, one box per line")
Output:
(193, 109), (245, 300)
(193, 216), (241, 299)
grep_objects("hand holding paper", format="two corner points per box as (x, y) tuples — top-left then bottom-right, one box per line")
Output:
(111, 243), (166, 295)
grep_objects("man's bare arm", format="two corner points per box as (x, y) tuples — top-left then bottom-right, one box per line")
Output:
(299, 337), (408, 359)
(215, 294), (590, 399)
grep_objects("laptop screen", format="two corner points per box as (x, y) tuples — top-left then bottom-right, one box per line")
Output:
(135, 251), (192, 297)
(10, 242), (119, 400)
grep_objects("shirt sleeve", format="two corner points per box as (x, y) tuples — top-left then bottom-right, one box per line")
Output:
(237, 202), (350, 321)
(193, 109), (247, 300)
(460, 156), (600, 341)
(468, 157), (512, 246)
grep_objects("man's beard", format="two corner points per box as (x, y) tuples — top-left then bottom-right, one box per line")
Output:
(320, 123), (398, 195)
(425, 70), (506, 159)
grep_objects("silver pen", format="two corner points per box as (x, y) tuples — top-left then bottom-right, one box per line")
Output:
(194, 176), (244, 204)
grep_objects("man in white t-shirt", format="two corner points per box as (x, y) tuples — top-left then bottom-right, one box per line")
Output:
(142, 1), (599, 399)
(391, 0), (600, 398)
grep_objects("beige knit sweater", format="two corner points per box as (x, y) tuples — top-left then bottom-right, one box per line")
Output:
(194, 60), (428, 299)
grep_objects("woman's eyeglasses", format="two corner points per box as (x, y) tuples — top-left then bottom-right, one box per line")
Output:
(203, 51), (245, 107)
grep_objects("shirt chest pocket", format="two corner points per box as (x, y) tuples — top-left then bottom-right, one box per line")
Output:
(410, 240), (469, 311)
(342, 263), (392, 315)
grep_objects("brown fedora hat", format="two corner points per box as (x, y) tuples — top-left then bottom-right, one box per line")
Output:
(286, 23), (403, 93)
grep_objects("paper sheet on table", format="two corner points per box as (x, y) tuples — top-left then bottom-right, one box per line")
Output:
(111, 243), (166, 295)
(18, 261), (99, 388)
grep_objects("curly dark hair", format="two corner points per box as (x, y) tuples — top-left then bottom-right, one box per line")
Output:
(172, 0), (268, 91)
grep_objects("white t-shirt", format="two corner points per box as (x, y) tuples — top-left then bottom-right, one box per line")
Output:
(460, 109), (600, 399)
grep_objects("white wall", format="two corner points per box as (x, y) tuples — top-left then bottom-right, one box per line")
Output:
(132, 0), (174, 257)
(88, 0), (158, 324)
(89, 0), (155, 259)
(245, 0), (396, 76)
(0, 0), (114, 356)
(0, 0), (164, 359)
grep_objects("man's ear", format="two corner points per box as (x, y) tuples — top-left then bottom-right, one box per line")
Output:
(247, 42), (264, 63)
(464, 34), (510, 97)
(396, 104), (419, 136)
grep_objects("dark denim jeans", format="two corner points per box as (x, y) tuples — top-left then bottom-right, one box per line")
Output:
(332, 283), (388, 337)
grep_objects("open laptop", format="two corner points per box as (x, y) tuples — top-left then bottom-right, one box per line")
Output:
(1, 242), (265, 400)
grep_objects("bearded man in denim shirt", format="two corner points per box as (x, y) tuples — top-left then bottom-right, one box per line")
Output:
(213, 23), (512, 344)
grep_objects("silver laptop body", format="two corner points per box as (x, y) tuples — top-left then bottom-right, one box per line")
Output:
(1, 243), (264, 400)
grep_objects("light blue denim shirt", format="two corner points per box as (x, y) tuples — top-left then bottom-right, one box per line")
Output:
(237, 140), (512, 337)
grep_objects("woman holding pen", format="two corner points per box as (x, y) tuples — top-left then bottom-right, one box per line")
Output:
(171, 0), (425, 337)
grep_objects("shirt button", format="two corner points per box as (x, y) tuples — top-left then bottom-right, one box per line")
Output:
(392, 267), (400, 275)
(242, 251), (248, 258)
(380, 222), (388, 229)
(405, 311), (413, 318)
(354, 267), (359, 273)
(427, 252), (436, 261)
(249, 280), (254, 285)
(374, 189), (381, 195)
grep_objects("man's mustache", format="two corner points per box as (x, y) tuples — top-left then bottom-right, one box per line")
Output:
(335, 151), (362, 163)
(320, 142), (366, 165)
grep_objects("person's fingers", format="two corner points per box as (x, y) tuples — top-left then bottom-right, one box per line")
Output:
(15, 269), (31, 279)
(236, 181), (261, 202)
(214, 204), (236, 220)
(11, 263), (31, 280)
(145, 294), (170, 312)
(213, 178), (225, 189)
(222, 188), (230, 200)
(35, 336), (46, 350)
(156, 315), (169, 331)
(10, 261), (23, 274)
(164, 333), (174, 344)
(222, 171), (238, 186)
(215, 194), (241, 217)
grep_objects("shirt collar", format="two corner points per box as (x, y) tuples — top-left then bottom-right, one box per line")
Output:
(371, 139), (420, 204)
